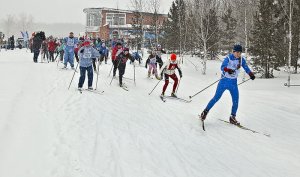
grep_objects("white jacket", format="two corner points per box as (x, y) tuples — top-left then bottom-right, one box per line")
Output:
(159, 60), (181, 76)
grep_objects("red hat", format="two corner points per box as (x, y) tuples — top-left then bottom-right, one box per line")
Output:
(83, 40), (91, 46)
(170, 53), (177, 61)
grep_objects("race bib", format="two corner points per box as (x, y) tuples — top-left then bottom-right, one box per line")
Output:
(67, 38), (75, 46)
(83, 49), (92, 58)
(149, 57), (156, 64)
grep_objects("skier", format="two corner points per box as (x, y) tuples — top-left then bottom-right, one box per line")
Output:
(77, 40), (100, 90)
(32, 31), (46, 63)
(199, 44), (256, 125)
(48, 37), (57, 62)
(132, 51), (142, 64)
(41, 39), (49, 62)
(159, 53), (182, 97)
(99, 43), (109, 64)
(74, 40), (83, 63)
(115, 47), (135, 87)
(63, 32), (78, 69)
(145, 50), (161, 80)
(111, 41), (123, 77)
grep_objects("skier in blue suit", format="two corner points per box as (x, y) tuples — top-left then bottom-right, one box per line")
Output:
(200, 44), (255, 125)
(99, 43), (109, 64)
(63, 32), (78, 69)
(78, 40), (100, 90)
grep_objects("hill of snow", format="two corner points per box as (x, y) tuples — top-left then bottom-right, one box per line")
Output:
(0, 49), (299, 177)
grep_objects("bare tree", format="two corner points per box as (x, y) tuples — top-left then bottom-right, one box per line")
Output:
(186, 0), (221, 74)
(148, 0), (162, 44)
(17, 13), (34, 32)
(130, 0), (147, 54)
(3, 14), (15, 38)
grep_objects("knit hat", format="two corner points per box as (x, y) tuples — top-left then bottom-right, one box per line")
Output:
(83, 39), (91, 46)
(170, 53), (177, 61)
(233, 44), (242, 52)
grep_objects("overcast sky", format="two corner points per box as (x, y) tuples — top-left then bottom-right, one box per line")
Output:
(0, 0), (174, 24)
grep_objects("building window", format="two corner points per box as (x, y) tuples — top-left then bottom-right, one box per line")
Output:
(106, 13), (126, 26)
(87, 12), (101, 26)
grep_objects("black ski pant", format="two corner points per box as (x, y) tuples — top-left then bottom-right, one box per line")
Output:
(118, 62), (126, 85)
(112, 60), (119, 77)
(100, 55), (108, 64)
(49, 51), (54, 62)
(33, 50), (40, 63)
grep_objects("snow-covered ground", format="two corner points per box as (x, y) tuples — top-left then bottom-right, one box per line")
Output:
(0, 49), (299, 177)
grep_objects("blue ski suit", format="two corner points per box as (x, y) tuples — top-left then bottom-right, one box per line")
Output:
(205, 53), (252, 116)
(63, 37), (78, 67)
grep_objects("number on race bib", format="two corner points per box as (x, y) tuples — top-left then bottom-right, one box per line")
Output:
(67, 39), (74, 46)
(83, 53), (92, 58)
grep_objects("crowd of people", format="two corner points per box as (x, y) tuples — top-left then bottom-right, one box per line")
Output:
(26, 31), (256, 125)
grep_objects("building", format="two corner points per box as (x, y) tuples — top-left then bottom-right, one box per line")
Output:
(83, 7), (167, 41)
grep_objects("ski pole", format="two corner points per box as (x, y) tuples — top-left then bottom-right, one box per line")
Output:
(107, 62), (114, 77)
(95, 57), (101, 90)
(175, 78), (181, 94)
(134, 62), (136, 86)
(109, 58), (122, 85)
(67, 62), (79, 90)
(148, 79), (163, 95)
(238, 78), (251, 86)
(56, 54), (60, 67)
(189, 78), (221, 99)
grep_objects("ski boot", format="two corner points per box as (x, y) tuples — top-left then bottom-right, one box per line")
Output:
(171, 92), (177, 98)
(200, 109), (209, 121)
(88, 86), (93, 90)
(155, 74), (161, 80)
(229, 115), (240, 126)
(148, 72), (151, 78)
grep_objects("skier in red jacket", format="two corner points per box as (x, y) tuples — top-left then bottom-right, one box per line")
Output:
(111, 41), (123, 77)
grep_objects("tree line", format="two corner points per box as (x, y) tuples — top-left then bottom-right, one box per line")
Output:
(159, 0), (300, 77)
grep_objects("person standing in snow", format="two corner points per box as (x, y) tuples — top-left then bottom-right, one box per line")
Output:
(48, 37), (57, 62)
(77, 40), (100, 90)
(32, 31), (46, 63)
(74, 39), (83, 63)
(145, 50), (161, 80)
(159, 53), (182, 97)
(115, 47), (135, 87)
(111, 41), (123, 77)
(199, 44), (256, 125)
(63, 32), (78, 69)
(99, 43), (109, 64)
(41, 39), (49, 62)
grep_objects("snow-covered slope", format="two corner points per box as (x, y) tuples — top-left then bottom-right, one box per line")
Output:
(0, 49), (299, 177)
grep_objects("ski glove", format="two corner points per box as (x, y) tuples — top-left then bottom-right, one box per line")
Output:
(249, 72), (255, 80)
(178, 69), (182, 78)
(80, 49), (84, 53)
(224, 67), (235, 74)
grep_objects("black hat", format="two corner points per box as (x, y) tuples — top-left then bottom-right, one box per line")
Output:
(233, 44), (242, 52)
